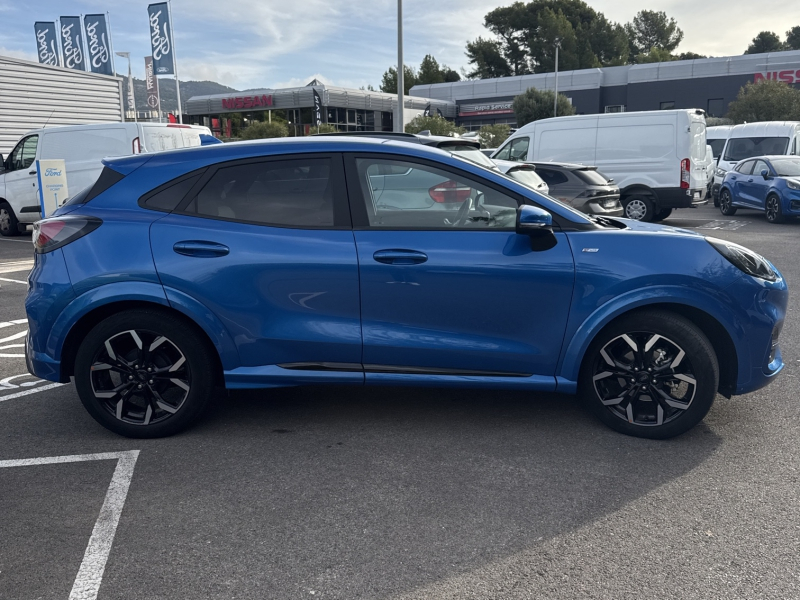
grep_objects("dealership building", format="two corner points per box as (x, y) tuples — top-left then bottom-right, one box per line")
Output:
(410, 50), (800, 130)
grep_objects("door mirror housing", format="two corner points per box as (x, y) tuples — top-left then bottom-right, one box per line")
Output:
(760, 168), (770, 180)
(516, 205), (553, 234)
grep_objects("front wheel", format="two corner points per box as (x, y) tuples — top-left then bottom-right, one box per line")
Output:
(622, 195), (655, 221)
(0, 202), (20, 237)
(719, 188), (737, 216)
(579, 311), (719, 439)
(765, 194), (785, 224)
(74, 310), (217, 438)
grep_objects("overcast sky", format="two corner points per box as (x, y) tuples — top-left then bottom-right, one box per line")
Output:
(3, 0), (800, 90)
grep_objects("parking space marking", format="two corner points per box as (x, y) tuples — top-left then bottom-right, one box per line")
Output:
(0, 259), (34, 274)
(694, 220), (748, 230)
(0, 237), (32, 243)
(0, 319), (28, 328)
(0, 383), (65, 401)
(0, 450), (140, 600)
(0, 276), (28, 284)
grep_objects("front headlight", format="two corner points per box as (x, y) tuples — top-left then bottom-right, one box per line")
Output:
(715, 167), (727, 178)
(786, 179), (800, 190)
(706, 237), (777, 281)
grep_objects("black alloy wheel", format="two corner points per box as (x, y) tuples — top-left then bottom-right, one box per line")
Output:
(765, 195), (785, 224)
(579, 311), (718, 439)
(0, 202), (20, 237)
(75, 310), (216, 438)
(719, 188), (737, 216)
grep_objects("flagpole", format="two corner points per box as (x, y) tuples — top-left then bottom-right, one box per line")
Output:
(106, 12), (117, 76)
(167, 0), (183, 123)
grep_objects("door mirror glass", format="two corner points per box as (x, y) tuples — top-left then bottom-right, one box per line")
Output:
(516, 205), (553, 233)
(760, 168), (770, 179)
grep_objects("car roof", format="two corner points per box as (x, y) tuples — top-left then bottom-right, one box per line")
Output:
(729, 122), (800, 137)
(528, 161), (592, 170)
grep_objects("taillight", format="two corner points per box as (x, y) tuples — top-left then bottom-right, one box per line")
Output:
(132, 137), (141, 154)
(32, 216), (102, 254)
(680, 158), (691, 189)
(429, 180), (472, 203)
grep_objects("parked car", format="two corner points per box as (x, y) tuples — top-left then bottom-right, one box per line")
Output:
(492, 160), (549, 196)
(0, 122), (213, 236)
(718, 155), (800, 223)
(715, 122), (800, 208)
(26, 137), (787, 441)
(525, 161), (623, 217)
(491, 109), (710, 222)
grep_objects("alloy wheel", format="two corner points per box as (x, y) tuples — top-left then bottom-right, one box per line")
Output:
(89, 329), (191, 426)
(0, 209), (10, 233)
(766, 197), (779, 222)
(592, 332), (697, 427)
(625, 199), (647, 220)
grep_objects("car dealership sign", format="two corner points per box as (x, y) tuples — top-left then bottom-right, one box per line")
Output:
(221, 95), (274, 110)
(755, 70), (800, 84)
(459, 101), (514, 117)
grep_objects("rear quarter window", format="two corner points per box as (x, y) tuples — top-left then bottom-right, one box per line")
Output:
(140, 172), (204, 212)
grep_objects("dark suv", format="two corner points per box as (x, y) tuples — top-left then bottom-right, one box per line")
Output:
(531, 162), (623, 217)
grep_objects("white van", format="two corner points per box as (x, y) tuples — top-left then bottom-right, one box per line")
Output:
(707, 125), (733, 204)
(492, 109), (710, 222)
(0, 122), (212, 236)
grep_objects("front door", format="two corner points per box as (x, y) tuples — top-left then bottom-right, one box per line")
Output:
(345, 154), (575, 379)
(3, 135), (40, 213)
(744, 159), (772, 209)
(149, 154), (362, 372)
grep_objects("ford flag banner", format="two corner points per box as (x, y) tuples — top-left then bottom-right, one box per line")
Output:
(34, 22), (60, 66)
(313, 88), (323, 127)
(83, 14), (113, 76)
(148, 3), (174, 75)
(59, 16), (86, 71)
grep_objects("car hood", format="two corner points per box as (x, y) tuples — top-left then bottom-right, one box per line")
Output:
(598, 216), (701, 238)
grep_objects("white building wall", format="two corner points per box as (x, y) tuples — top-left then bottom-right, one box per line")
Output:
(0, 55), (123, 155)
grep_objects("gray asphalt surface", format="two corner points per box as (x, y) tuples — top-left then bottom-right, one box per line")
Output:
(0, 204), (798, 600)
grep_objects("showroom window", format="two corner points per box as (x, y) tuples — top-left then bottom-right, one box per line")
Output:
(184, 158), (334, 227)
(707, 98), (724, 117)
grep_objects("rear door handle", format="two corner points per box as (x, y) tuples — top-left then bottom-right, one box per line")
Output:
(747, 178), (754, 182)
(373, 249), (428, 265)
(173, 240), (230, 257)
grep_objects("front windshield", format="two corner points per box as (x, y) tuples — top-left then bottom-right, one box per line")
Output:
(444, 145), (499, 170)
(724, 137), (789, 162)
(771, 158), (800, 177)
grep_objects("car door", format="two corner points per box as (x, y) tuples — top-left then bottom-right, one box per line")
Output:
(344, 154), (575, 383)
(745, 159), (772, 208)
(3, 135), (40, 214)
(149, 153), (363, 373)
(494, 137), (531, 162)
(728, 160), (754, 206)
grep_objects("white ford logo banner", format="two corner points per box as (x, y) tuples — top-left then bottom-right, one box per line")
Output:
(59, 16), (86, 71)
(83, 14), (114, 76)
(148, 3), (174, 75)
(34, 22), (59, 66)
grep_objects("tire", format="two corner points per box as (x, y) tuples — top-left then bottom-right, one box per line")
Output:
(74, 309), (217, 438)
(0, 202), (21, 237)
(719, 188), (737, 216)
(765, 194), (785, 224)
(578, 310), (719, 440)
(622, 195), (655, 222)
(652, 208), (673, 222)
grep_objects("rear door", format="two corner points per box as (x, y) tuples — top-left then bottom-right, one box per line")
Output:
(149, 153), (363, 373)
(744, 159), (772, 208)
(731, 160), (756, 206)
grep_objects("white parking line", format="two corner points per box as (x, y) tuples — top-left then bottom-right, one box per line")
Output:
(0, 237), (32, 243)
(0, 259), (34, 274)
(0, 276), (28, 284)
(0, 450), (140, 600)
(0, 383), (65, 401)
(0, 319), (28, 328)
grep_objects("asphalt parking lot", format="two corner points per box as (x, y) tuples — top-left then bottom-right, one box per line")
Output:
(0, 203), (798, 600)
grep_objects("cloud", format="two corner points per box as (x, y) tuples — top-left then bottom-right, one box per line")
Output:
(0, 46), (37, 62)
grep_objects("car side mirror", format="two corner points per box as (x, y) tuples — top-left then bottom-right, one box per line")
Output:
(761, 169), (770, 180)
(516, 204), (553, 233)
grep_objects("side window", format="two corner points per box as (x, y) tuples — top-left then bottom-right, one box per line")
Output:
(5, 140), (25, 172)
(354, 157), (518, 230)
(509, 137), (530, 161)
(184, 158), (334, 227)
(752, 160), (769, 176)
(142, 173), (203, 212)
(536, 168), (569, 186)
(736, 161), (754, 174)
(493, 140), (513, 161)
(19, 135), (39, 170)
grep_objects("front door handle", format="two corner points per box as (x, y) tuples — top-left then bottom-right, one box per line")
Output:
(373, 249), (428, 265)
(747, 178), (754, 183)
(173, 240), (230, 257)
(29, 170), (37, 175)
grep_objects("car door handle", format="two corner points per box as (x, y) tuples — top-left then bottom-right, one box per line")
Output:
(747, 178), (754, 182)
(173, 240), (230, 257)
(29, 170), (37, 175)
(373, 249), (428, 265)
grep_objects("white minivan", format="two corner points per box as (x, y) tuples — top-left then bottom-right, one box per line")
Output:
(0, 122), (212, 236)
(707, 125), (733, 204)
(491, 109), (710, 222)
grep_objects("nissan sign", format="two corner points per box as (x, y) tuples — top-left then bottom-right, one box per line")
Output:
(755, 70), (800, 84)
(221, 95), (274, 110)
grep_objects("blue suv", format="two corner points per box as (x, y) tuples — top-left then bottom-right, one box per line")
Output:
(25, 137), (787, 439)
(719, 155), (800, 223)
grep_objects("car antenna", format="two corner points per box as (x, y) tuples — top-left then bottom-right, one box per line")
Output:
(41, 109), (56, 129)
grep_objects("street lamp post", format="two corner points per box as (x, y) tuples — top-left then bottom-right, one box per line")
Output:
(553, 38), (561, 118)
(115, 51), (137, 122)
(396, 0), (404, 133)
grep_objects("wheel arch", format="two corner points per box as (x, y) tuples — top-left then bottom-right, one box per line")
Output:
(620, 184), (656, 200)
(60, 300), (225, 386)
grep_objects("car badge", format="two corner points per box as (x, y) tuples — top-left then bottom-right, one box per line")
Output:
(582, 248), (599, 253)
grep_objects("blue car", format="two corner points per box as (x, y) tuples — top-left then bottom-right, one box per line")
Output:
(25, 137), (787, 440)
(719, 155), (800, 223)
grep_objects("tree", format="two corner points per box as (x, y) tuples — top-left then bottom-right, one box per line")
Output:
(477, 123), (511, 148)
(676, 51), (706, 60)
(417, 54), (461, 85)
(745, 31), (785, 54)
(787, 26), (800, 50)
(635, 47), (675, 64)
(404, 115), (465, 136)
(625, 10), (683, 58)
(315, 123), (339, 134)
(465, 37), (513, 79)
(513, 87), (576, 127)
(240, 121), (289, 140)
(726, 80), (800, 124)
(380, 65), (418, 94)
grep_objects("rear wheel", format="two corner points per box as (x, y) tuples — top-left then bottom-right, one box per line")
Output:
(719, 188), (737, 216)
(652, 208), (673, 222)
(765, 194), (785, 224)
(623, 195), (655, 221)
(579, 310), (719, 439)
(0, 202), (20, 237)
(74, 310), (217, 438)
